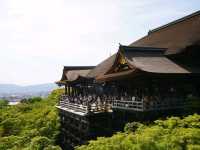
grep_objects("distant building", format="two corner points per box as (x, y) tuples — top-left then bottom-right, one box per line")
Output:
(56, 11), (200, 150)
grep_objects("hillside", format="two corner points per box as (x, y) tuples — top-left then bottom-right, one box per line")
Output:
(0, 88), (64, 150)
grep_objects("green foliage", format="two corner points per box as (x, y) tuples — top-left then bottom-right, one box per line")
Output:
(29, 136), (52, 150)
(76, 114), (200, 150)
(0, 99), (8, 109)
(1, 87), (199, 150)
(21, 97), (42, 104)
(44, 145), (62, 150)
(0, 89), (64, 150)
(0, 118), (21, 136)
(124, 122), (144, 133)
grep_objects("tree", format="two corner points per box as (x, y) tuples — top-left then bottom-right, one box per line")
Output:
(76, 114), (200, 150)
(0, 99), (8, 108)
(0, 89), (64, 150)
(29, 136), (52, 150)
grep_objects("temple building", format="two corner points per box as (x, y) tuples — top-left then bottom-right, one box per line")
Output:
(56, 11), (200, 149)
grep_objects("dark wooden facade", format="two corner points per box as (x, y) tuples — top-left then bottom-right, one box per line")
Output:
(56, 11), (200, 149)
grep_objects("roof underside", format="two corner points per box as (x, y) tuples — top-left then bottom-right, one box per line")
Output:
(63, 66), (95, 70)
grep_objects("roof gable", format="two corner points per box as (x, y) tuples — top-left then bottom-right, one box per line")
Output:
(96, 45), (199, 82)
(121, 45), (191, 73)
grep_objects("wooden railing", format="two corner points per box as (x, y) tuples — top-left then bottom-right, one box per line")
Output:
(112, 99), (196, 111)
(59, 100), (88, 113)
(58, 95), (199, 113)
(112, 100), (144, 111)
(58, 95), (111, 114)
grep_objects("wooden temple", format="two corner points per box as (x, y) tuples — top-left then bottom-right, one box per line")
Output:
(56, 11), (200, 149)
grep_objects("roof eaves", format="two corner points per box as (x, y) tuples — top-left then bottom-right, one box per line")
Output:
(63, 66), (95, 71)
(120, 45), (167, 53)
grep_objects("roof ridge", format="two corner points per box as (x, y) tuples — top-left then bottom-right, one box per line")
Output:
(149, 10), (200, 34)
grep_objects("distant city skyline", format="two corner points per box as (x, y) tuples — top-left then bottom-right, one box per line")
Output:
(0, 0), (199, 85)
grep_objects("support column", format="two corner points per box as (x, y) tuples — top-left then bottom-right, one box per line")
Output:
(68, 86), (71, 96)
(66, 85), (69, 95)
(65, 85), (67, 94)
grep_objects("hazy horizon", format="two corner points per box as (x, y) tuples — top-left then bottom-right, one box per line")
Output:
(0, 82), (57, 86)
(0, 0), (199, 86)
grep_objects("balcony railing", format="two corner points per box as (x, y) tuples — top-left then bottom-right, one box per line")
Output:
(58, 95), (199, 113)
(59, 100), (88, 114)
(112, 100), (144, 111)
(112, 98), (198, 111)
(58, 95), (111, 114)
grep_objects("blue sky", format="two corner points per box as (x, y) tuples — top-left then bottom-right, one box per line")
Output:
(0, 0), (199, 85)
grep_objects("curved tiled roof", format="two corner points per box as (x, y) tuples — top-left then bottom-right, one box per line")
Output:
(122, 46), (192, 74)
(87, 54), (117, 78)
(58, 66), (95, 84)
(90, 11), (200, 81)
(57, 11), (200, 83)
(125, 53), (191, 74)
(96, 45), (200, 82)
(129, 11), (200, 55)
(66, 70), (91, 81)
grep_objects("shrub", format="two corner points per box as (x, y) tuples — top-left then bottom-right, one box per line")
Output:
(44, 145), (62, 150)
(124, 122), (144, 133)
(0, 118), (21, 136)
(29, 136), (52, 150)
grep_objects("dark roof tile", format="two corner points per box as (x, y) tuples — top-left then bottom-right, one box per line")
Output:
(129, 11), (200, 55)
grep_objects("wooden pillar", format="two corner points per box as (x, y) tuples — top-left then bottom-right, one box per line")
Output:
(72, 86), (75, 97)
(68, 85), (71, 96)
(86, 82), (88, 96)
(75, 88), (78, 96)
(71, 87), (74, 96)
(66, 85), (69, 95)
(68, 85), (70, 96)
(65, 85), (67, 94)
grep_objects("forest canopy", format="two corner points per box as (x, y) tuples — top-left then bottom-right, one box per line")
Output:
(0, 89), (64, 150)
(76, 114), (200, 150)
(0, 99), (8, 109)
